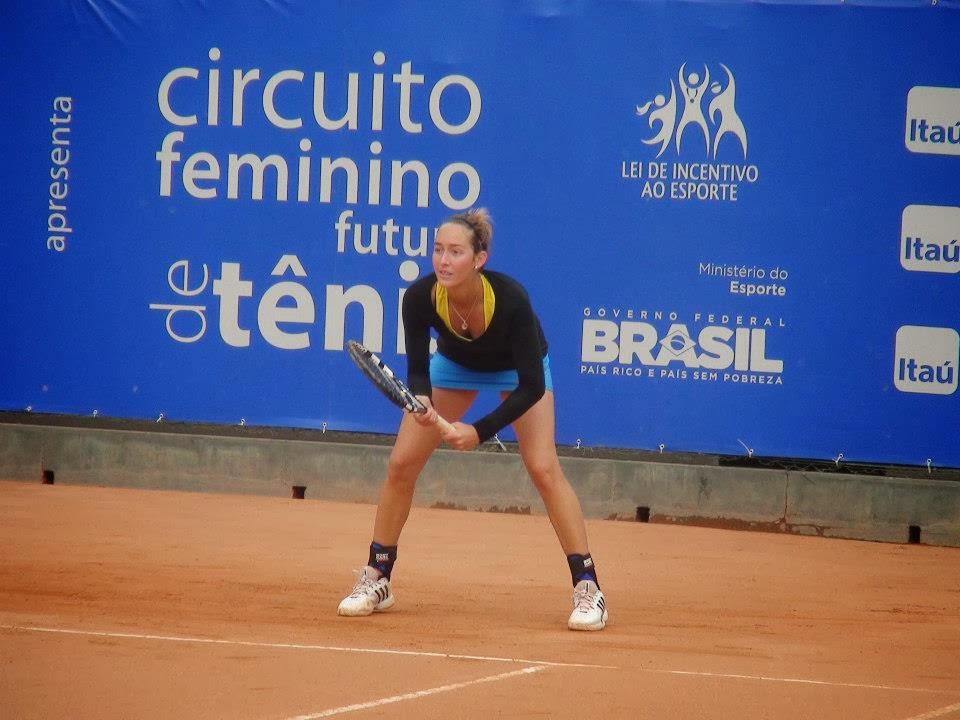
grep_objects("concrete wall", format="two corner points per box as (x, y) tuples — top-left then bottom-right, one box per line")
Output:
(2, 420), (958, 547)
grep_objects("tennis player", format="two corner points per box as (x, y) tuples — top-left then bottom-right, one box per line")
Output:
(338, 208), (608, 631)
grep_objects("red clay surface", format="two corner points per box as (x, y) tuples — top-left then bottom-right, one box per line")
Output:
(1, 480), (958, 719)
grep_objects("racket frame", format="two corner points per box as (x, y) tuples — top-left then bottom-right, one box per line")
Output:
(347, 340), (455, 435)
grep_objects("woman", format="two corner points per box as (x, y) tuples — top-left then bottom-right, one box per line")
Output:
(338, 208), (607, 631)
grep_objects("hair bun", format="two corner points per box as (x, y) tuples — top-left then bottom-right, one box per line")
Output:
(448, 207), (493, 253)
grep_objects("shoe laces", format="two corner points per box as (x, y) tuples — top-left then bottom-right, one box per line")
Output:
(349, 567), (379, 596)
(573, 581), (598, 612)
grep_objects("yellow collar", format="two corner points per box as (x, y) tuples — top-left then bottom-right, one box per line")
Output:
(435, 274), (495, 340)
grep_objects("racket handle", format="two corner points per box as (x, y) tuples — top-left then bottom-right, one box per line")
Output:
(434, 415), (456, 435)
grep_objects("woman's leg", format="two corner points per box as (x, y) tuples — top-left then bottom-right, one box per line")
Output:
(511, 391), (608, 630)
(372, 388), (477, 545)
(509, 391), (589, 555)
(339, 388), (478, 616)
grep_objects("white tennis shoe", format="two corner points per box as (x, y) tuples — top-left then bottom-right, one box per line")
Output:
(567, 579), (608, 631)
(337, 566), (395, 616)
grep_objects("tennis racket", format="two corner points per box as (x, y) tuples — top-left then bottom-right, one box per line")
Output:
(347, 340), (455, 434)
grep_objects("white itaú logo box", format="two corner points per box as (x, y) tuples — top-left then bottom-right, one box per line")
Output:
(894, 325), (959, 395)
(901, 204), (960, 274)
(905, 86), (960, 156)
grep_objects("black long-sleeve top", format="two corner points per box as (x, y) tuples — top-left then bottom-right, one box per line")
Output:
(403, 270), (548, 442)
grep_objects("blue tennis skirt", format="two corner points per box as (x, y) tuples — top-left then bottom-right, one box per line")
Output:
(430, 353), (553, 392)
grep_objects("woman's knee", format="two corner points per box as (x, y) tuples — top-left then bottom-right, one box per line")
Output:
(386, 452), (425, 487)
(523, 455), (564, 494)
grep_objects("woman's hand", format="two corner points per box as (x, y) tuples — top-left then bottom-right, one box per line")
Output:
(412, 396), (478, 450)
(442, 422), (480, 451)
(413, 395), (438, 427)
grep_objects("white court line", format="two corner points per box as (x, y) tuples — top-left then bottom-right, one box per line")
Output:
(652, 668), (948, 695)
(904, 702), (960, 720)
(5, 624), (956, 698)
(286, 666), (544, 719)
(0, 624), (616, 670)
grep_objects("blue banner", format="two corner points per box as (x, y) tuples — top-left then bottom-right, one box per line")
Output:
(1, 1), (958, 467)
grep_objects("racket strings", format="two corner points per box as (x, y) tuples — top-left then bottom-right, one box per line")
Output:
(348, 341), (425, 414)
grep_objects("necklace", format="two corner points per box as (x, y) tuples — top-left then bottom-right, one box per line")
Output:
(449, 282), (481, 332)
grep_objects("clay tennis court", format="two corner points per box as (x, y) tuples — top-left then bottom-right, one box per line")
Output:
(1, 479), (958, 719)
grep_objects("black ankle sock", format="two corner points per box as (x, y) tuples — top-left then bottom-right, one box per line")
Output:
(567, 553), (599, 588)
(368, 542), (398, 579)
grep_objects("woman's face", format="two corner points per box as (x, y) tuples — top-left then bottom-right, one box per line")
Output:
(432, 223), (486, 288)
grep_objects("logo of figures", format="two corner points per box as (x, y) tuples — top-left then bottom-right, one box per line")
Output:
(636, 63), (747, 159)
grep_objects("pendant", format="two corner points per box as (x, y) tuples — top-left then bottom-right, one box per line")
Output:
(461, 321), (468, 330)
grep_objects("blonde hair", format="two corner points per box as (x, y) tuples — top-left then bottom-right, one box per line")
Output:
(446, 207), (492, 254)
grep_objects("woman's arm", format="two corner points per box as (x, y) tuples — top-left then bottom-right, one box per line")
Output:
(471, 301), (546, 443)
(402, 279), (435, 398)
